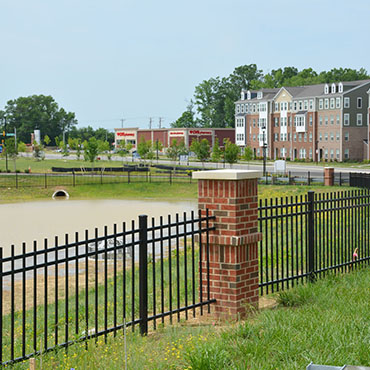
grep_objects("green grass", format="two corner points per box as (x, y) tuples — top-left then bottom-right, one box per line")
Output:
(9, 267), (370, 369)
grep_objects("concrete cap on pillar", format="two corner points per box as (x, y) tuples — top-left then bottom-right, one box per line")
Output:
(192, 169), (262, 180)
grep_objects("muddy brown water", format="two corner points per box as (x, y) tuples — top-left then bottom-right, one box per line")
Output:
(0, 199), (197, 257)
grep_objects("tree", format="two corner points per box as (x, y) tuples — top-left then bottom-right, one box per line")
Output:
(211, 139), (222, 165)
(167, 139), (184, 172)
(224, 139), (239, 167)
(4, 137), (18, 171)
(171, 101), (198, 128)
(18, 141), (27, 155)
(242, 146), (254, 169)
(0, 95), (77, 144)
(84, 137), (99, 170)
(137, 138), (151, 162)
(44, 135), (51, 146)
(190, 139), (210, 167)
(33, 143), (44, 161)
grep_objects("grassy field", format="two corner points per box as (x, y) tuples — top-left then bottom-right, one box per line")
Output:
(8, 266), (370, 369)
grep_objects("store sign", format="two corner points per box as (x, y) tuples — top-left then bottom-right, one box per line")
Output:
(189, 130), (212, 135)
(117, 132), (135, 137)
(169, 131), (185, 136)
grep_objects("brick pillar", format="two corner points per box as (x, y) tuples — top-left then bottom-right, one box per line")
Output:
(192, 169), (262, 319)
(324, 167), (334, 186)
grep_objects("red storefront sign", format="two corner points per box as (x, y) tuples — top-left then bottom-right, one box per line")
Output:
(169, 131), (185, 136)
(189, 130), (212, 135)
(117, 132), (135, 137)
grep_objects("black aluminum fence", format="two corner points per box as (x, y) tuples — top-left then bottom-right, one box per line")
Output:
(0, 171), (193, 189)
(349, 172), (370, 189)
(259, 189), (370, 295)
(259, 171), (349, 186)
(0, 210), (215, 365)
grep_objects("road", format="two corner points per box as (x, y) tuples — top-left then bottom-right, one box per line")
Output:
(21, 152), (370, 177)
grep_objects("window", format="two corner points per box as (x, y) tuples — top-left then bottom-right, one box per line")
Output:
(304, 133), (307, 142)
(257, 104), (260, 113)
(344, 149), (349, 159)
(319, 116), (323, 125)
(319, 99), (323, 110)
(257, 92), (263, 99)
(309, 99), (314, 110)
(288, 116), (292, 126)
(309, 132), (313, 142)
(309, 148), (313, 159)
(257, 148), (260, 157)
(331, 83), (336, 93)
(357, 113), (363, 126)
(330, 115), (334, 125)
(293, 101), (297, 111)
(330, 132), (334, 141)
(299, 101), (303, 110)
(330, 149), (334, 159)
(280, 133), (284, 141)
(274, 133), (279, 142)
(330, 98), (335, 109)
(344, 97), (350, 108)
(336, 149), (340, 160)
(338, 83), (343, 93)
(252, 104), (256, 113)
(280, 148), (285, 157)
(253, 134), (256, 141)
(298, 133), (302, 142)
(344, 113), (350, 126)
(336, 115), (340, 125)
(357, 97), (362, 109)
(325, 133), (328, 141)
(325, 116), (328, 126)
(289, 102), (292, 110)
(274, 117), (279, 127)
(309, 115), (313, 126)
(336, 132), (340, 141)
(240, 105), (244, 113)
(236, 104), (240, 113)
(319, 133), (322, 141)
(324, 84), (329, 94)
(324, 99), (329, 109)
(304, 100), (308, 110)
(336, 97), (341, 109)
(294, 133), (297, 142)
(344, 132), (349, 141)
(253, 119), (256, 127)
(275, 102), (279, 111)
(324, 149), (328, 159)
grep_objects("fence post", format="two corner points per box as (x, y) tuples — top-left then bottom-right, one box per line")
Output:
(15, 172), (18, 189)
(308, 171), (311, 186)
(307, 191), (315, 282)
(193, 170), (262, 319)
(44, 173), (47, 189)
(288, 171), (292, 185)
(139, 215), (148, 335)
(73, 170), (75, 187)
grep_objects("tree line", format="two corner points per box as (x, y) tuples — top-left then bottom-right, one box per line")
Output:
(0, 95), (114, 145)
(171, 65), (370, 129)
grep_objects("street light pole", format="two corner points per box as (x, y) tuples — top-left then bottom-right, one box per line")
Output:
(262, 130), (267, 179)
(4, 117), (8, 172)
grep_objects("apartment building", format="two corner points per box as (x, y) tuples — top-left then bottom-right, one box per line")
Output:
(235, 80), (370, 161)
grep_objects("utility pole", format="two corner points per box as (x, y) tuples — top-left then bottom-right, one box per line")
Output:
(121, 118), (125, 128)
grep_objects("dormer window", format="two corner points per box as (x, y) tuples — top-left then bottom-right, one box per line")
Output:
(331, 83), (336, 93)
(324, 84), (329, 94)
(338, 83), (343, 93)
(241, 91), (245, 100)
(257, 91), (263, 99)
(247, 91), (251, 100)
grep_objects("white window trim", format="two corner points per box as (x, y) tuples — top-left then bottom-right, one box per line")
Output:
(344, 97), (350, 108)
(357, 97), (362, 109)
(344, 113), (350, 126)
(357, 113), (363, 126)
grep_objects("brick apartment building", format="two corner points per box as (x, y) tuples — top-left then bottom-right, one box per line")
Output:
(235, 80), (370, 161)
(114, 127), (235, 151)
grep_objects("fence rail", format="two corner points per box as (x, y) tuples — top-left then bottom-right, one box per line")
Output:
(258, 189), (370, 295)
(0, 210), (215, 365)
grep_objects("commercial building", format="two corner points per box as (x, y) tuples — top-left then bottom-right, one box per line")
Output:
(114, 127), (235, 150)
(235, 80), (370, 161)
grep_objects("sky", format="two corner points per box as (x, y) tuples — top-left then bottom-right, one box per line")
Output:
(0, 0), (369, 131)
